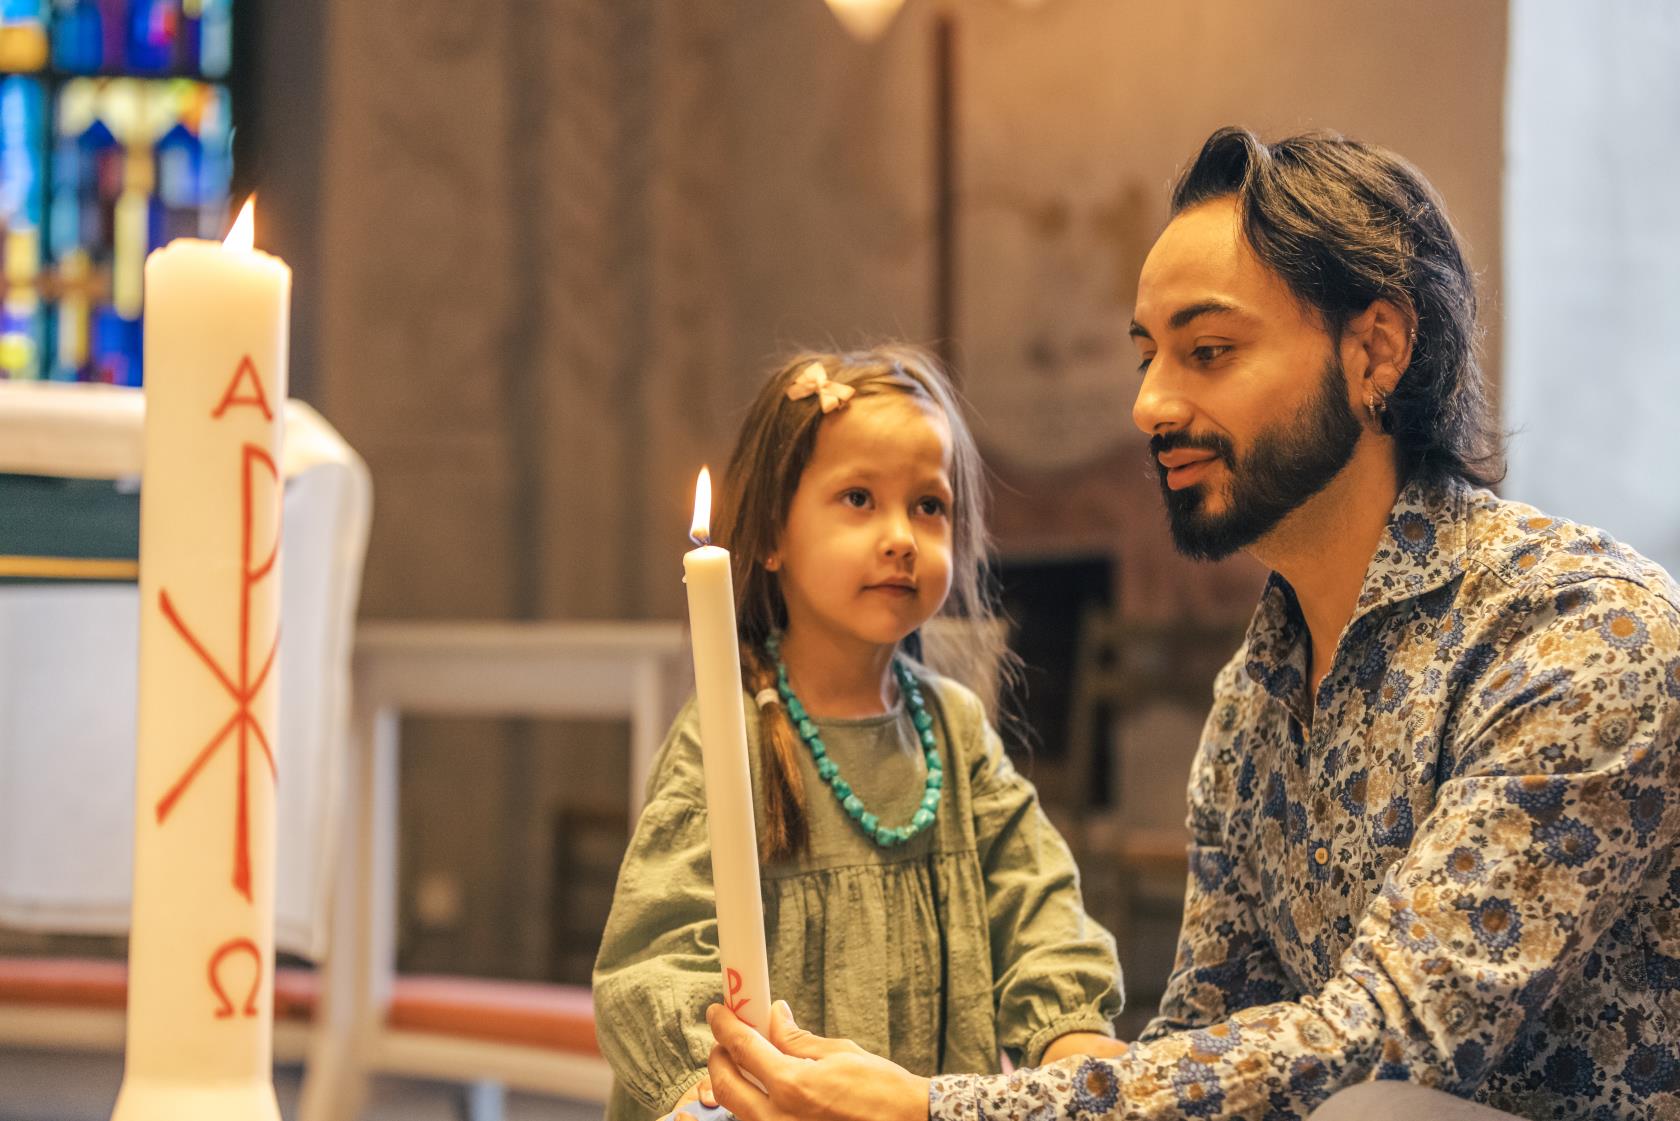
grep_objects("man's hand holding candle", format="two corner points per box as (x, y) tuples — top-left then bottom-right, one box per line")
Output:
(706, 1002), (930, 1121)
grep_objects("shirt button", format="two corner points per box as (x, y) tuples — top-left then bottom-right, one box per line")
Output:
(1314, 846), (1330, 866)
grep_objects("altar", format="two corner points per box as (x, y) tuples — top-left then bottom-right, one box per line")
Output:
(0, 380), (371, 960)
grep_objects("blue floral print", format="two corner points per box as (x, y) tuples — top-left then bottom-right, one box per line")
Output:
(929, 481), (1680, 1119)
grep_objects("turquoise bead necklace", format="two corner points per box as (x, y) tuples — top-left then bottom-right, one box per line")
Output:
(764, 632), (943, 848)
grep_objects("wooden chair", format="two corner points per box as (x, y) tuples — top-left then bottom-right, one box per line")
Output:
(299, 620), (689, 1121)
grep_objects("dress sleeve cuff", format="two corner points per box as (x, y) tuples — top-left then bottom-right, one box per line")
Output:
(641, 1070), (705, 1118)
(1020, 1010), (1117, 1067)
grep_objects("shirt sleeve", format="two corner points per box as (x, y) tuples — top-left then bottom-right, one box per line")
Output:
(591, 699), (719, 1116)
(932, 577), (1680, 1120)
(1142, 662), (1299, 1040)
(953, 682), (1124, 1066)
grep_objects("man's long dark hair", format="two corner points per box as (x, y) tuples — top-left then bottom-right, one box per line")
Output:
(1170, 126), (1504, 489)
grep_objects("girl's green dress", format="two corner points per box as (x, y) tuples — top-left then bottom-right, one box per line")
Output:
(593, 672), (1123, 1120)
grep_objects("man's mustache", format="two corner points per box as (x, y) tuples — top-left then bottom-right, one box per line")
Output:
(1148, 430), (1236, 469)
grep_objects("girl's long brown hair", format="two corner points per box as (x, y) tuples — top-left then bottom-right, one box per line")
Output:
(711, 345), (1011, 862)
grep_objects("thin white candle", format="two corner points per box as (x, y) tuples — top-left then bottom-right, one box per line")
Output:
(683, 467), (774, 1035)
(113, 198), (288, 1121)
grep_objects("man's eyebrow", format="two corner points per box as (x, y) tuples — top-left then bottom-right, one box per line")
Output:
(1129, 299), (1245, 341)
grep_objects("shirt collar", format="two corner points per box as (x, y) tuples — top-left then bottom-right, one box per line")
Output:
(1242, 477), (1472, 713)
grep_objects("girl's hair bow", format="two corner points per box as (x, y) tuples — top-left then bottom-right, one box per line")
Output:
(786, 361), (854, 414)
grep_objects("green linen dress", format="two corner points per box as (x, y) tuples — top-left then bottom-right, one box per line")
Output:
(592, 671), (1123, 1120)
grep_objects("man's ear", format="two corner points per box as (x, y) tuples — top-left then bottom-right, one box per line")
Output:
(1357, 297), (1417, 398)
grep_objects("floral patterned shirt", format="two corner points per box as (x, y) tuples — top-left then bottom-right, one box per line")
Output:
(930, 480), (1680, 1120)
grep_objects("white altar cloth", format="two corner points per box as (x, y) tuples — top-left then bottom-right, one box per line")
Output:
(0, 382), (371, 960)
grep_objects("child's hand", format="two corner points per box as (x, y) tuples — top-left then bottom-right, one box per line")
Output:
(1038, 1031), (1130, 1065)
(662, 1074), (719, 1119)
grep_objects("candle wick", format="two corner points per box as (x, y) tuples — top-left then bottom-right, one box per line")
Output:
(690, 530), (711, 547)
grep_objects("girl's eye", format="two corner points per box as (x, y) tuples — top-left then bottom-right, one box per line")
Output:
(841, 488), (871, 509)
(916, 496), (948, 517)
(1191, 344), (1232, 364)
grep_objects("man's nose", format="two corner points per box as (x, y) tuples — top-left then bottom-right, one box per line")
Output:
(1132, 359), (1194, 436)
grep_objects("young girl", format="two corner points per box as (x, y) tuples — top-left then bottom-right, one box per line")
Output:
(593, 345), (1123, 1120)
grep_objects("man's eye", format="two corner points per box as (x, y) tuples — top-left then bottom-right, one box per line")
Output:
(1191, 344), (1232, 364)
(841, 489), (871, 509)
(1136, 354), (1154, 375)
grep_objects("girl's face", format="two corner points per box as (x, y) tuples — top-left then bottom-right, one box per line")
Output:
(773, 391), (956, 659)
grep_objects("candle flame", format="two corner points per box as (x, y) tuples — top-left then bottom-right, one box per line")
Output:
(224, 196), (256, 251)
(690, 467), (712, 545)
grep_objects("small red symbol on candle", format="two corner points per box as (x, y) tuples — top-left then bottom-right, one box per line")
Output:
(211, 355), (273, 421)
(207, 937), (263, 1019)
(154, 443), (281, 902)
(726, 966), (754, 1025)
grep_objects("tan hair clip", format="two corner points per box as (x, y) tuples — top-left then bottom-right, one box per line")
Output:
(786, 361), (854, 414)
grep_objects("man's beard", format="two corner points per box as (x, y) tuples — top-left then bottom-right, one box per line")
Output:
(1151, 355), (1363, 562)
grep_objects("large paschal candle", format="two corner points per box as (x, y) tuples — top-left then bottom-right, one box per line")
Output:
(114, 198), (287, 1121)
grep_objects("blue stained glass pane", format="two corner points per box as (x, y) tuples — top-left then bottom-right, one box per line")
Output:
(42, 2), (234, 80)
(125, 0), (179, 74)
(49, 0), (103, 74)
(0, 74), (44, 379)
(27, 0), (235, 384)
(45, 77), (230, 383)
(194, 0), (229, 78)
(89, 302), (137, 384)
(0, 74), (43, 222)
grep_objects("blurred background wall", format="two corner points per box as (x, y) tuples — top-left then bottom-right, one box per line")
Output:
(249, 0), (1510, 1000)
(226, 0), (1675, 1022)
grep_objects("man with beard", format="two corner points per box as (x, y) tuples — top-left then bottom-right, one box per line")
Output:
(698, 127), (1680, 1121)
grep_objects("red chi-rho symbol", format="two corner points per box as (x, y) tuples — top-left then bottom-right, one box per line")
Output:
(725, 966), (755, 1026)
(153, 357), (282, 903)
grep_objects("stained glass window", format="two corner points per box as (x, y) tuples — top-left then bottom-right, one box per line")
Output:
(0, 0), (233, 385)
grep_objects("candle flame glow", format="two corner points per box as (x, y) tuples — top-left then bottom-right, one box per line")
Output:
(690, 467), (712, 545)
(224, 197), (256, 252)
(824, 0), (904, 40)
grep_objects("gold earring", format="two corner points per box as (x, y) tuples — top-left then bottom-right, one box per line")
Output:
(765, 556), (780, 572)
